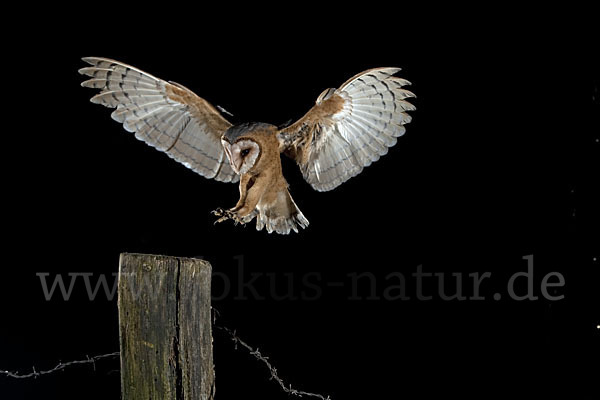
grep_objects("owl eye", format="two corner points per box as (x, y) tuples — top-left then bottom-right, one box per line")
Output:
(241, 148), (250, 157)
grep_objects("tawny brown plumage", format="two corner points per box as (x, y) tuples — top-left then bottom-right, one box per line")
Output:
(79, 57), (415, 234)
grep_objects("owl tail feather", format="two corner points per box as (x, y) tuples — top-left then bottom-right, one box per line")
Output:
(255, 189), (309, 235)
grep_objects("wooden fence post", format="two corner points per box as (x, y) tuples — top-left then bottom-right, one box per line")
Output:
(118, 253), (215, 400)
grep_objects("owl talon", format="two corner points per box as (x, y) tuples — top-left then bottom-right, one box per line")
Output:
(212, 207), (245, 225)
(211, 207), (226, 217)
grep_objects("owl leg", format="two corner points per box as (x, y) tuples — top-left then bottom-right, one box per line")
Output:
(211, 174), (261, 226)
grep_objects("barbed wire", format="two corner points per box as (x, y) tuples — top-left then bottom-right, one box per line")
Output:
(211, 307), (330, 399)
(0, 352), (119, 379)
(214, 324), (331, 400)
(2, 311), (332, 400)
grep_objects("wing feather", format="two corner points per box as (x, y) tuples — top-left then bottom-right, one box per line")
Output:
(278, 68), (415, 191)
(79, 57), (238, 183)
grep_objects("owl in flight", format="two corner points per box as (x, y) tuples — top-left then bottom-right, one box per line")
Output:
(79, 57), (415, 234)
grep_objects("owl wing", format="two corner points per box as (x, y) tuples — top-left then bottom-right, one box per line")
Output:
(277, 68), (415, 191)
(79, 57), (239, 183)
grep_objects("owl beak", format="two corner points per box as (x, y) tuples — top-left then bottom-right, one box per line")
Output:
(221, 138), (240, 174)
(231, 152), (243, 174)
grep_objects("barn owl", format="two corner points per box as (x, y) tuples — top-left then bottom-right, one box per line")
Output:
(79, 57), (415, 234)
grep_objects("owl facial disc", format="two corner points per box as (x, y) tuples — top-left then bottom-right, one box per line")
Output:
(222, 138), (260, 175)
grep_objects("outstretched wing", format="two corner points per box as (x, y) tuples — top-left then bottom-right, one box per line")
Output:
(79, 57), (238, 183)
(278, 68), (415, 191)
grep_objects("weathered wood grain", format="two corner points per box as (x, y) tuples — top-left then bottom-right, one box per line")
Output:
(118, 253), (214, 400)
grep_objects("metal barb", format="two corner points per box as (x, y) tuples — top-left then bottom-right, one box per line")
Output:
(213, 313), (332, 400)
(1, 352), (119, 379)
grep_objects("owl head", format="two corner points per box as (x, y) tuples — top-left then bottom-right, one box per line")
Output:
(221, 122), (277, 175)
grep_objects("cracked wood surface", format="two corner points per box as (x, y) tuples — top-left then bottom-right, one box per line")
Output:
(118, 253), (214, 400)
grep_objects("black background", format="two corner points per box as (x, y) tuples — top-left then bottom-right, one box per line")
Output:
(1, 6), (598, 400)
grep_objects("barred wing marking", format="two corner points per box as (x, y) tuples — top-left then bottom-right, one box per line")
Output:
(79, 57), (238, 183)
(278, 68), (415, 191)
